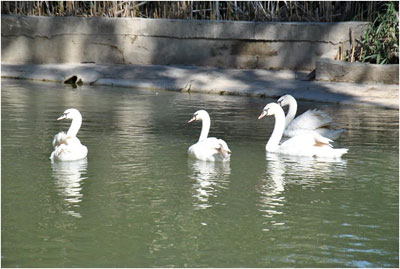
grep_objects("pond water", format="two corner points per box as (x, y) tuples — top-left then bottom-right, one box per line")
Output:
(1, 79), (398, 267)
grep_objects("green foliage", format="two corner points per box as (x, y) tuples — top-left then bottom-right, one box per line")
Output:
(362, 2), (399, 64)
(344, 2), (399, 64)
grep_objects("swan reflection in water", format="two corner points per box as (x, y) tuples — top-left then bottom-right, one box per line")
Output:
(188, 159), (231, 210)
(258, 153), (347, 229)
(51, 158), (88, 218)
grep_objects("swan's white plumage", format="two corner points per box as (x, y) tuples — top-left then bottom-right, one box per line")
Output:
(258, 103), (348, 158)
(52, 132), (68, 148)
(50, 108), (88, 162)
(188, 110), (231, 162)
(277, 94), (344, 140)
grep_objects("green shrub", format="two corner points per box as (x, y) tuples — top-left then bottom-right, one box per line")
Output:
(343, 2), (399, 64)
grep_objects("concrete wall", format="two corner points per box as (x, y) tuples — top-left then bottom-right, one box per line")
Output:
(1, 15), (368, 70)
(316, 59), (399, 84)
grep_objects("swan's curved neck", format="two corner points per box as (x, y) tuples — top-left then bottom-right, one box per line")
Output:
(285, 98), (297, 128)
(66, 115), (82, 137)
(266, 109), (286, 152)
(199, 115), (210, 141)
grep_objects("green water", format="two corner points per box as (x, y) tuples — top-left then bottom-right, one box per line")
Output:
(1, 79), (398, 267)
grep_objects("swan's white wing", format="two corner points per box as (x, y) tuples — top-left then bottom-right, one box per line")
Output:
(279, 132), (330, 156)
(52, 132), (81, 148)
(315, 128), (344, 140)
(51, 136), (88, 161)
(289, 109), (334, 131)
(281, 132), (331, 149)
(279, 132), (347, 158)
(52, 132), (67, 148)
(188, 137), (231, 162)
(286, 109), (344, 139)
(216, 138), (231, 156)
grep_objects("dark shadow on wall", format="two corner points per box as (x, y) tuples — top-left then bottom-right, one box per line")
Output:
(140, 17), (387, 106)
(1, 15), (125, 65)
(143, 20), (359, 71)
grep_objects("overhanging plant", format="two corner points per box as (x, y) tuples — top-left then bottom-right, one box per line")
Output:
(339, 1), (399, 64)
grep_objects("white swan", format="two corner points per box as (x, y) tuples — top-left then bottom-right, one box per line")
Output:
(188, 110), (231, 162)
(258, 103), (348, 158)
(277, 94), (344, 140)
(50, 108), (88, 162)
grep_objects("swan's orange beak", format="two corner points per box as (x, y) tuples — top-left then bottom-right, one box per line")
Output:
(188, 117), (196, 124)
(57, 114), (67, 121)
(258, 110), (267, 120)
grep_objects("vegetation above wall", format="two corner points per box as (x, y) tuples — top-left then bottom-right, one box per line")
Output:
(338, 1), (399, 64)
(0, 1), (391, 22)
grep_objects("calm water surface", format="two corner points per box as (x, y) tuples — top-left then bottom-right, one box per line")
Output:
(2, 79), (398, 267)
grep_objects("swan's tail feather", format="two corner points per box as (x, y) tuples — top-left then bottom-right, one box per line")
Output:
(217, 139), (231, 158)
(315, 141), (331, 148)
(314, 133), (333, 147)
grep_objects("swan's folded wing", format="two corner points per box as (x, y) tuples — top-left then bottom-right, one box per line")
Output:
(205, 137), (229, 150)
(51, 138), (87, 161)
(189, 137), (231, 161)
(313, 133), (333, 147)
(289, 109), (334, 131)
(52, 132), (67, 148)
(217, 139), (231, 156)
(281, 132), (332, 150)
(53, 133), (83, 149)
(205, 137), (231, 157)
(279, 131), (347, 158)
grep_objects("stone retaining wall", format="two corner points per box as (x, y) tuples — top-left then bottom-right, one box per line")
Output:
(316, 59), (399, 84)
(1, 15), (368, 70)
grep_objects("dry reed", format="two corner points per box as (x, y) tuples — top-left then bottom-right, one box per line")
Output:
(1, 1), (383, 22)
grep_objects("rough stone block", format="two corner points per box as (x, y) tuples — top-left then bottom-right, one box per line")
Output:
(316, 59), (399, 84)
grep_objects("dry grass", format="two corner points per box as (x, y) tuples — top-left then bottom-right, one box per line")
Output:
(1, 1), (383, 22)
